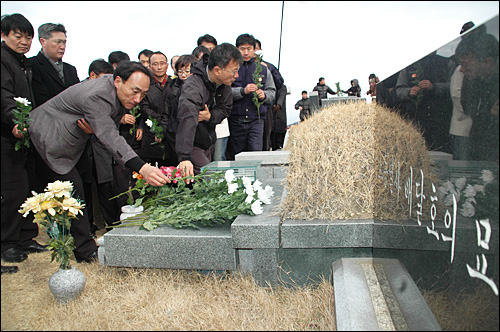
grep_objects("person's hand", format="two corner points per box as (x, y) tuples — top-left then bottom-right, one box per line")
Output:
(139, 163), (169, 186)
(418, 80), (433, 91)
(77, 118), (94, 134)
(177, 160), (194, 184)
(273, 105), (281, 112)
(199, 104), (211, 122)
(244, 83), (258, 94)
(410, 86), (421, 97)
(12, 124), (25, 139)
(136, 128), (143, 141)
(299, 106), (303, 111)
(154, 136), (162, 143)
(256, 89), (265, 101)
(121, 113), (136, 125)
(261, 61), (268, 67)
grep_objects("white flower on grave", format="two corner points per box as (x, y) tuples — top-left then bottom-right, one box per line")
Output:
(481, 170), (494, 184)
(242, 177), (254, 196)
(251, 199), (263, 215)
(257, 185), (274, 205)
(227, 182), (239, 194)
(464, 184), (477, 198)
(455, 177), (467, 191)
(245, 194), (254, 204)
(14, 96), (31, 106)
(252, 179), (263, 192)
(460, 199), (476, 218)
(225, 169), (235, 183)
(145, 119), (153, 128)
(473, 184), (485, 194)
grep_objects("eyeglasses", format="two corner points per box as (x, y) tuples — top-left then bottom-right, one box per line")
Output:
(48, 39), (67, 45)
(151, 62), (167, 67)
(177, 70), (191, 76)
(221, 67), (239, 76)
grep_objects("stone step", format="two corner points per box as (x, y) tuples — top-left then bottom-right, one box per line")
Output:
(332, 257), (441, 331)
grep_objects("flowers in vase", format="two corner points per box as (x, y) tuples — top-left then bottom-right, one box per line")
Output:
(18, 181), (84, 269)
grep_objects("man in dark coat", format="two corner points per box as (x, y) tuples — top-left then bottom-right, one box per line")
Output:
(29, 61), (169, 262)
(271, 84), (288, 150)
(295, 90), (311, 122)
(176, 43), (243, 180)
(1, 13), (46, 273)
(29, 23), (80, 108)
(313, 77), (336, 106)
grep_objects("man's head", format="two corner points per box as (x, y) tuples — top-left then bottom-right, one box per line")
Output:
(113, 61), (152, 110)
(1, 13), (34, 55)
(38, 23), (67, 62)
(175, 54), (197, 81)
(208, 43), (243, 86)
(192, 45), (209, 60)
(197, 34), (217, 51)
(171, 55), (180, 74)
(88, 58), (114, 80)
(319, 77), (325, 85)
(108, 51), (130, 69)
(302, 90), (308, 99)
(236, 33), (256, 62)
(138, 49), (153, 69)
(456, 32), (499, 79)
(149, 51), (168, 81)
(255, 39), (262, 51)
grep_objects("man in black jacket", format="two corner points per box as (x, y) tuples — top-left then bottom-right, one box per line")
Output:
(313, 77), (336, 106)
(1, 13), (46, 273)
(176, 43), (243, 181)
(29, 23), (80, 108)
(295, 90), (311, 121)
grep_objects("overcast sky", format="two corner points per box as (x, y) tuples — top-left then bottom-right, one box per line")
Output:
(2, 1), (499, 124)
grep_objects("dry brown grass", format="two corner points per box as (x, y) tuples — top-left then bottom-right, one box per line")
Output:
(281, 102), (440, 221)
(2, 231), (336, 331)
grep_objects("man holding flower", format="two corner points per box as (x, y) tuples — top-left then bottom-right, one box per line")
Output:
(28, 61), (169, 263)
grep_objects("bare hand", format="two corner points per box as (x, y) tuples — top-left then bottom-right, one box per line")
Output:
(299, 106), (303, 111)
(12, 124), (24, 139)
(410, 86), (421, 97)
(199, 104), (211, 122)
(136, 128), (143, 141)
(139, 163), (169, 186)
(121, 113), (136, 125)
(154, 136), (162, 143)
(177, 160), (194, 184)
(418, 80), (433, 90)
(261, 61), (268, 67)
(244, 83), (258, 94)
(256, 89), (265, 101)
(77, 118), (94, 134)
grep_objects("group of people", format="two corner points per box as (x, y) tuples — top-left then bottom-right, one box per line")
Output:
(294, 74), (378, 121)
(1, 13), (288, 274)
(376, 21), (498, 162)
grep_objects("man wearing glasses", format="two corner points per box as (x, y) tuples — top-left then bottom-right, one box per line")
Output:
(176, 43), (243, 182)
(30, 23), (80, 108)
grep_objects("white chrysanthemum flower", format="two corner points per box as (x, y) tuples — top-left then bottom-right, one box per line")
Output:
(242, 177), (254, 196)
(252, 180), (263, 192)
(443, 193), (454, 207)
(460, 200), (476, 218)
(473, 184), (485, 194)
(443, 181), (455, 192)
(61, 197), (84, 216)
(455, 177), (467, 191)
(225, 169), (235, 183)
(481, 170), (494, 184)
(227, 182), (239, 194)
(258, 185), (274, 205)
(14, 97), (31, 106)
(251, 199), (263, 215)
(245, 194), (254, 204)
(46, 180), (73, 198)
(145, 119), (153, 127)
(464, 184), (477, 198)
(254, 50), (263, 57)
(19, 193), (44, 217)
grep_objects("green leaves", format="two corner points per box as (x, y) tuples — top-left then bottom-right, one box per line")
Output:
(253, 52), (264, 123)
(146, 115), (166, 160)
(129, 105), (141, 136)
(12, 98), (33, 153)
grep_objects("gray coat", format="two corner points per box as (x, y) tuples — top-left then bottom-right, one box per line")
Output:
(29, 74), (138, 174)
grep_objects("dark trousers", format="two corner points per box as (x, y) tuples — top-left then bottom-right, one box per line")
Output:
(34, 150), (98, 259)
(191, 146), (213, 175)
(1, 139), (39, 252)
(228, 118), (264, 159)
(263, 112), (273, 151)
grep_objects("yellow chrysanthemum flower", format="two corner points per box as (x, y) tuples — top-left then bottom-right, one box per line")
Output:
(46, 180), (73, 198)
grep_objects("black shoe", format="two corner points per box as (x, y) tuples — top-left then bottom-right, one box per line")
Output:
(1, 247), (28, 263)
(75, 250), (98, 263)
(1, 265), (19, 274)
(23, 242), (49, 254)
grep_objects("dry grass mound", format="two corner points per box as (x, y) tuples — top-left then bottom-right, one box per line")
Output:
(281, 102), (439, 221)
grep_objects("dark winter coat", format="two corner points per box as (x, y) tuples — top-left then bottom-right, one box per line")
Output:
(313, 83), (336, 100)
(272, 84), (288, 133)
(175, 60), (233, 162)
(30, 51), (80, 107)
(295, 97), (311, 121)
(1, 41), (35, 143)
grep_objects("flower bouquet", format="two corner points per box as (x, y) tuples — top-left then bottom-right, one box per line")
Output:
(111, 167), (274, 230)
(252, 50), (264, 123)
(437, 170), (499, 221)
(12, 97), (33, 153)
(145, 116), (165, 160)
(18, 181), (84, 269)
